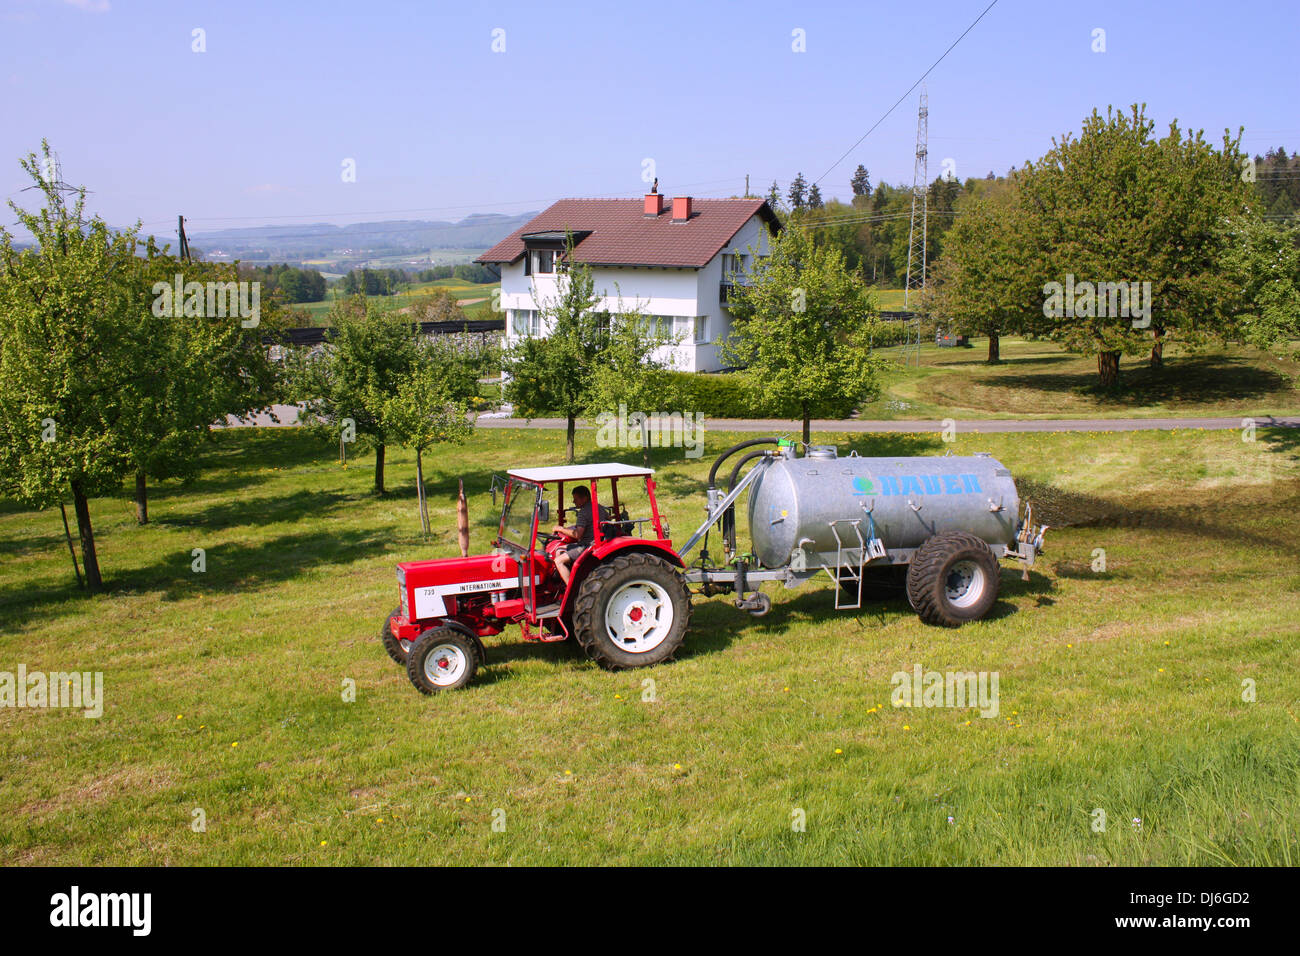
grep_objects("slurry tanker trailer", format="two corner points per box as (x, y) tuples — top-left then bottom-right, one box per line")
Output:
(384, 438), (1047, 692)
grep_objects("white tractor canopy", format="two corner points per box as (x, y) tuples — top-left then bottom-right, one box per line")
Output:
(506, 463), (654, 484)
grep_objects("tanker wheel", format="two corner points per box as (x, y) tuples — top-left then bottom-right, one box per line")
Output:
(572, 553), (691, 670)
(906, 532), (1000, 627)
(407, 626), (480, 694)
(380, 606), (412, 664)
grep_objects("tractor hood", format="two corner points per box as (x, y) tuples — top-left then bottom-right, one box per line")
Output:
(398, 552), (545, 622)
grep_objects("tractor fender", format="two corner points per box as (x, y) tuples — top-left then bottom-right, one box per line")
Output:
(560, 539), (685, 620)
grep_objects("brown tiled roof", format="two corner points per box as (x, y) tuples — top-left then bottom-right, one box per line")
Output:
(476, 198), (779, 268)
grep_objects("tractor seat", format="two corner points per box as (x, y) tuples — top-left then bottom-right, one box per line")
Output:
(600, 520), (635, 538)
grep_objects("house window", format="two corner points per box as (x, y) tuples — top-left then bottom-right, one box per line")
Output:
(535, 250), (555, 274)
(674, 315), (692, 341)
(693, 316), (708, 344)
(722, 253), (748, 276)
(510, 309), (540, 337)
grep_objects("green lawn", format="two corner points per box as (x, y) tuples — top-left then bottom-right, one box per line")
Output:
(1, 426), (1297, 864)
(862, 337), (1300, 421)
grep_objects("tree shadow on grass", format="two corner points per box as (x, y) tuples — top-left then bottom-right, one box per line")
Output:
(155, 489), (355, 532)
(981, 354), (1292, 406)
(0, 531), (68, 562)
(0, 526), (393, 633)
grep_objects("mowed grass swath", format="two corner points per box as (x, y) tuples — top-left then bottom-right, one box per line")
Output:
(0, 425), (1297, 865)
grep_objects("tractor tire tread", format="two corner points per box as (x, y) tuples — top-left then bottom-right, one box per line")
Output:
(572, 552), (691, 670)
(906, 532), (1000, 627)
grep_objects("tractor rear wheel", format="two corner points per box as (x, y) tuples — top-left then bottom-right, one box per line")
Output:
(906, 532), (1000, 626)
(380, 606), (411, 664)
(572, 552), (691, 670)
(407, 626), (481, 694)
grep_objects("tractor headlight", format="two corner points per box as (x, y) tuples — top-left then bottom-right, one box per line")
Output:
(397, 568), (408, 618)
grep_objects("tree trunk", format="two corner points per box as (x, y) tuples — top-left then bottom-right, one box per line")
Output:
(134, 471), (148, 525)
(566, 414), (576, 463)
(1150, 331), (1164, 368)
(416, 449), (429, 536)
(1097, 351), (1121, 389)
(70, 481), (103, 592)
(987, 333), (1000, 364)
(802, 402), (811, 447)
(641, 418), (651, 469)
(374, 442), (386, 495)
(59, 501), (84, 589)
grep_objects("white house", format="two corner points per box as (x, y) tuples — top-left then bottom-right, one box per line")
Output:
(477, 190), (780, 373)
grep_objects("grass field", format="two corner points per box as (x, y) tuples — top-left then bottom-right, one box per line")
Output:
(2, 425), (1298, 865)
(285, 279), (500, 324)
(862, 337), (1300, 421)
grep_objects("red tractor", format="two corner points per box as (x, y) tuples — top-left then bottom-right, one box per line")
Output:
(384, 441), (1047, 694)
(385, 464), (691, 694)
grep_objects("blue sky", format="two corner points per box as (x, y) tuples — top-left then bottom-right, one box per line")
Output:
(2, 0), (1296, 241)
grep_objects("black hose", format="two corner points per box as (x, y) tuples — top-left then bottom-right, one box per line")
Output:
(707, 436), (781, 489)
(727, 450), (771, 493)
(723, 450), (772, 553)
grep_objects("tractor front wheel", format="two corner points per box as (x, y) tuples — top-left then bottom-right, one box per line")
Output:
(905, 532), (1000, 627)
(407, 626), (480, 694)
(380, 606), (412, 665)
(573, 553), (691, 669)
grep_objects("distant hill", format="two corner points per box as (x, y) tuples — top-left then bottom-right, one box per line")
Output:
(191, 211), (535, 267)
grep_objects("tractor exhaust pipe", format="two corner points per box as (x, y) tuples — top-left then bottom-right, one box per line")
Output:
(457, 478), (469, 558)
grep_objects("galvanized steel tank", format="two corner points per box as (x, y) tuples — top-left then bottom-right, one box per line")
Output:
(746, 447), (1021, 568)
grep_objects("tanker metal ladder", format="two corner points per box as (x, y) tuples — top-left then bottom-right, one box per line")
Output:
(825, 519), (867, 611)
(823, 515), (888, 611)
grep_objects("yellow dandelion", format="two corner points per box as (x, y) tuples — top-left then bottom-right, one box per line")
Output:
(320, 840), (328, 846)
(564, 770), (572, 776)
(903, 725), (911, 731)
(176, 714), (183, 720)
(231, 742), (238, 748)
(964, 720), (971, 726)
(834, 748), (843, 754)
(465, 797), (472, 803)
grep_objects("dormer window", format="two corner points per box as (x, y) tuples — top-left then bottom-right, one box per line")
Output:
(535, 250), (555, 274)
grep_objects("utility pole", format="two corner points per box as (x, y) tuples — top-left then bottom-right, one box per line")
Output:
(178, 215), (191, 262)
(903, 88), (929, 367)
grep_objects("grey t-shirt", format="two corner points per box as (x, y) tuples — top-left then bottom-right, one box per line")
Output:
(571, 502), (611, 548)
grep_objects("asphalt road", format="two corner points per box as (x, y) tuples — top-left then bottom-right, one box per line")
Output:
(225, 405), (1299, 433)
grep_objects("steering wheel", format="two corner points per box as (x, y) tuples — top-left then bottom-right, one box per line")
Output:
(537, 531), (563, 546)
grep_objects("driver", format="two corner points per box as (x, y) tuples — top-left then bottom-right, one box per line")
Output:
(552, 485), (609, 586)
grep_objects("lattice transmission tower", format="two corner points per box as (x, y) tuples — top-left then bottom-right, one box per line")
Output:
(902, 89), (929, 365)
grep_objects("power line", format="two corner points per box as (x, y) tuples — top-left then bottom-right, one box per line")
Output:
(813, 0), (1000, 187)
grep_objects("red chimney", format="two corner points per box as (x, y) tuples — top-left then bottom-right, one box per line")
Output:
(644, 191), (664, 216)
(671, 196), (693, 222)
